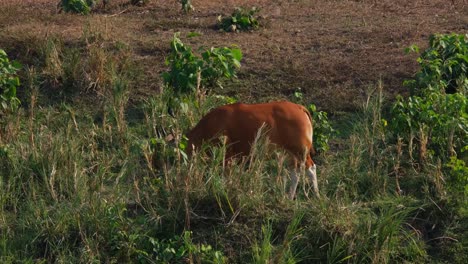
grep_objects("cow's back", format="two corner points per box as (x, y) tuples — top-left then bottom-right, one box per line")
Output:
(222, 101), (313, 157)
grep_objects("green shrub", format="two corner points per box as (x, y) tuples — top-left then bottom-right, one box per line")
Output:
(179, 0), (193, 13)
(292, 89), (334, 153)
(391, 92), (468, 160)
(218, 7), (260, 32)
(60, 0), (109, 14)
(0, 49), (21, 112)
(405, 33), (467, 95)
(309, 104), (334, 153)
(391, 33), (468, 162)
(446, 155), (468, 198)
(60, 0), (92, 15)
(162, 33), (242, 94)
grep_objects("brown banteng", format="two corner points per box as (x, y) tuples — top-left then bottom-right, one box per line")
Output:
(186, 101), (319, 199)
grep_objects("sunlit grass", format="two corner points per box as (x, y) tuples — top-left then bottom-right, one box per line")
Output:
(0, 16), (466, 264)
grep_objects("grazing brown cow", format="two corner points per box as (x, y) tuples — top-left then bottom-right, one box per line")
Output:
(186, 101), (319, 199)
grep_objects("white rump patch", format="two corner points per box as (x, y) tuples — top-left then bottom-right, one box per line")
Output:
(304, 111), (313, 146)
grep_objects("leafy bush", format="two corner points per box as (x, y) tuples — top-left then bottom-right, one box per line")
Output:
(162, 33), (242, 94)
(218, 7), (260, 32)
(179, 0), (193, 13)
(309, 104), (335, 153)
(60, 0), (92, 14)
(60, 0), (110, 14)
(391, 33), (468, 162)
(292, 89), (334, 153)
(103, 207), (224, 263)
(446, 155), (468, 198)
(391, 92), (467, 160)
(0, 49), (21, 112)
(405, 33), (467, 95)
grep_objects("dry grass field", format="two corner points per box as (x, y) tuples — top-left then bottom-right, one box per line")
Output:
(1, 0), (466, 110)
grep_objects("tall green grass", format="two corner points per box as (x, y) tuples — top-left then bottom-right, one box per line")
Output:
(1, 81), (465, 263)
(1, 29), (466, 263)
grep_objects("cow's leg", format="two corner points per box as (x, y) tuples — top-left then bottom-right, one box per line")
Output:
(304, 154), (319, 198)
(289, 170), (299, 199)
(306, 164), (319, 198)
(288, 158), (300, 199)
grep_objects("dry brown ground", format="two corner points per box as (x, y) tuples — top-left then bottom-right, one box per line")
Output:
(0, 0), (467, 111)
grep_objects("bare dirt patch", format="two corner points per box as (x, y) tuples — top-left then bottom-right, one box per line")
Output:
(0, 0), (467, 111)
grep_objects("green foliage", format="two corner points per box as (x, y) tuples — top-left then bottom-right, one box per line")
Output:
(292, 89), (334, 153)
(446, 155), (468, 198)
(59, 0), (109, 14)
(388, 35), (467, 249)
(391, 92), (468, 158)
(309, 104), (335, 152)
(404, 33), (468, 95)
(180, 231), (226, 263)
(326, 235), (354, 264)
(1, 23), (467, 264)
(110, 225), (224, 263)
(251, 213), (304, 263)
(0, 82), (462, 263)
(0, 49), (21, 112)
(162, 33), (242, 94)
(201, 46), (242, 87)
(179, 0), (193, 13)
(252, 221), (274, 263)
(162, 34), (201, 93)
(359, 203), (425, 263)
(218, 7), (260, 32)
(60, 0), (93, 14)
(150, 134), (188, 168)
(391, 34), (468, 161)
